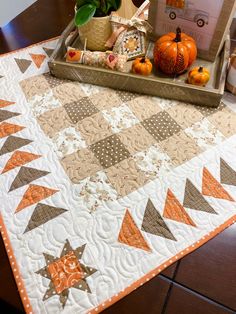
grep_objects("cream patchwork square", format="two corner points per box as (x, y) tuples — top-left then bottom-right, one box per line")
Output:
(208, 108), (236, 138)
(61, 148), (102, 183)
(117, 124), (156, 155)
(160, 130), (202, 166)
(76, 112), (113, 146)
(102, 104), (139, 134)
(52, 127), (87, 159)
(185, 118), (225, 151)
(20, 74), (50, 100)
(133, 144), (173, 179)
(29, 89), (62, 117)
(90, 90), (122, 110)
(53, 82), (85, 105)
(127, 96), (162, 121)
(105, 157), (148, 197)
(168, 103), (204, 129)
(37, 106), (72, 138)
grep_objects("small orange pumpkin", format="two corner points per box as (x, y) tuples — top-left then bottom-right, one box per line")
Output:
(153, 27), (197, 75)
(188, 66), (210, 86)
(132, 57), (153, 76)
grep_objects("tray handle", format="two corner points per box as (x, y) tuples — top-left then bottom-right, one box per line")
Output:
(216, 34), (230, 93)
(49, 20), (78, 62)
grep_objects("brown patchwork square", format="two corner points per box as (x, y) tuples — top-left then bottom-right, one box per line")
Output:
(90, 134), (131, 169)
(61, 148), (102, 183)
(64, 98), (99, 124)
(90, 90), (122, 110)
(105, 157), (149, 197)
(159, 130), (202, 166)
(76, 112), (113, 145)
(53, 82), (85, 105)
(116, 90), (140, 103)
(37, 106), (72, 138)
(20, 75), (50, 100)
(127, 96), (162, 121)
(207, 107), (236, 138)
(167, 103), (204, 129)
(43, 73), (68, 89)
(194, 102), (225, 117)
(118, 124), (156, 155)
(141, 111), (181, 142)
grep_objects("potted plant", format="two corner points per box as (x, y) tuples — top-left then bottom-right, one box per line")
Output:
(75, 0), (121, 51)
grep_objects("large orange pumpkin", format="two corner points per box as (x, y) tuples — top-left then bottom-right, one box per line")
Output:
(153, 27), (197, 75)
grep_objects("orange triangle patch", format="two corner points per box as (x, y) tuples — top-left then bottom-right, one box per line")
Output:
(163, 189), (196, 227)
(15, 184), (59, 213)
(0, 100), (15, 108)
(118, 209), (151, 252)
(2, 151), (41, 174)
(202, 167), (234, 201)
(30, 53), (46, 68)
(0, 122), (25, 138)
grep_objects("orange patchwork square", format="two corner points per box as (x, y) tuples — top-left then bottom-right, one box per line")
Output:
(47, 251), (84, 294)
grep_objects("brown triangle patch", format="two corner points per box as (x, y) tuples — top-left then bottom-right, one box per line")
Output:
(118, 209), (151, 252)
(0, 110), (20, 123)
(220, 159), (236, 187)
(0, 122), (25, 138)
(43, 47), (54, 57)
(183, 179), (217, 214)
(30, 53), (46, 69)
(15, 184), (59, 213)
(0, 136), (32, 156)
(0, 100), (15, 108)
(141, 200), (176, 241)
(14, 58), (32, 73)
(163, 189), (196, 227)
(9, 166), (50, 191)
(202, 167), (234, 201)
(24, 203), (67, 232)
(2, 151), (41, 174)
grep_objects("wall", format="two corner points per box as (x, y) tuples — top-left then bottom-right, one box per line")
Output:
(0, 0), (36, 27)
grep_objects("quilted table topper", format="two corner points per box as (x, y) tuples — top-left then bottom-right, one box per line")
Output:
(1, 39), (236, 314)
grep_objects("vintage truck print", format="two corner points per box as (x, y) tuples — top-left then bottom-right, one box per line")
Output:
(165, 0), (209, 27)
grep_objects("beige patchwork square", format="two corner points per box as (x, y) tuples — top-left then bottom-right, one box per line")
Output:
(116, 90), (140, 103)
(127, 96), (162, 121)
(64, 98), (99, 124)
(159, 131), (202, 166)
(76, 112), (113, 145)
(141, 111), (181, 142)
(37, 106), (72, 138)
(105, 157), (149, 197)
(208, 108), (236, 138)
(53, 82), (85, 105)
(118, 124), (156, 155)
(61, 148), (102, 183)
(90, 90), (122, 110)
(20, 75), (50, 100)
(90, 134), (131, 169)
(43, 73), (68, 88)
(195, 102), (225, 117)
(168, 103), (204, 129)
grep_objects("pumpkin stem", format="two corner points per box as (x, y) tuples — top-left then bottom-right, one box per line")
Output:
(198, 66), (204, 73)
(174, 27), (182, 42)
(140, 57), (146, 63)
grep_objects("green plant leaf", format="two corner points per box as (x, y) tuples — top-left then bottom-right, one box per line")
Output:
(76, 0), (90, 7)
(75, 3), (97, 26)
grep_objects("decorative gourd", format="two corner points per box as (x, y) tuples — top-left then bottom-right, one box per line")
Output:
(188, 66), (210, 86)
(153, 27), (197, 75)
(132, 57), (153, 76)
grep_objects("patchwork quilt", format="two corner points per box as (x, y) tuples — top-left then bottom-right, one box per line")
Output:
(1, 39), (236, 314)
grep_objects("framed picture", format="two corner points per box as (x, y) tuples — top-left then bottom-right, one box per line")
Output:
(148, 0), (236, 61)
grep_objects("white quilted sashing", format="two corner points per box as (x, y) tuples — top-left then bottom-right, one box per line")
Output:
(0, 40), (236, 314)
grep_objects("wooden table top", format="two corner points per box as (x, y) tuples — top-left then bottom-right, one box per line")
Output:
(0, 1), (236, 313)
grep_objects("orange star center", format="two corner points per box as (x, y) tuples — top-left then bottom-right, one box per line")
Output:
(47, 251), (84, 294)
